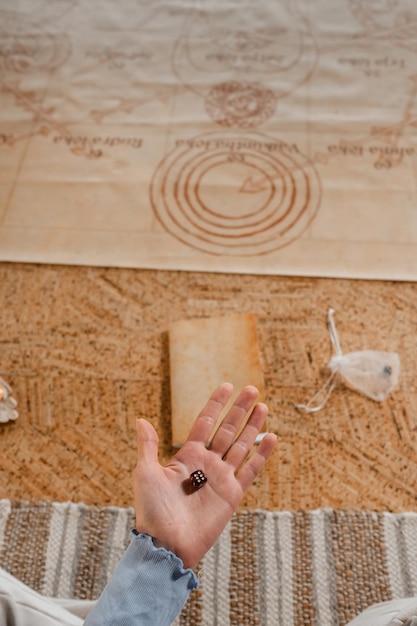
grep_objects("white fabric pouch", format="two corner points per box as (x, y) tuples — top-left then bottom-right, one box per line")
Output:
(298, 309), (400, 413)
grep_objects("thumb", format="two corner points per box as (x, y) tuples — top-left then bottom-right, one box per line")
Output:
(135, 418), (159, 465)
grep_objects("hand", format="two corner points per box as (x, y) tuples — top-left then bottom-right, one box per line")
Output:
(133, 382), (277, 569)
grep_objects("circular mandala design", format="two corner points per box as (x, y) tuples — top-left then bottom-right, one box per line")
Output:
(150, 132), (322, 256)
(205, 81), (277, 128)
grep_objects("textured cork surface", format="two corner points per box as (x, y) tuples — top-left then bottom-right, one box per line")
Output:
(0, 262), (416, 512)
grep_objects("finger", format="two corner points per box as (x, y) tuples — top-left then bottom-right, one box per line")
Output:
(186, 382), (234, 444)
(235, 432), (277, 492)
(135, 418), (159, 465)
(209, 385), (259, 456)
(223, 402), (268, 469)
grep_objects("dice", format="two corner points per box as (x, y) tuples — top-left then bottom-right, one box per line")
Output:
(190, 469), (207, 490)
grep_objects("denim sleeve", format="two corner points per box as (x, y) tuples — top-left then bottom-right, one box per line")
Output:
(84, 532), (199, 626)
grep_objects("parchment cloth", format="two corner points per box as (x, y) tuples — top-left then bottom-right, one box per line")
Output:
(0, 0), (416, 279)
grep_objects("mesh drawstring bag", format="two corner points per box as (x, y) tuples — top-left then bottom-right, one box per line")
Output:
(298, 309), (400, 413)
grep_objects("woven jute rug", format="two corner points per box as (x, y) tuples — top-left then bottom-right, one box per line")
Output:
(1, 500), (417, 626)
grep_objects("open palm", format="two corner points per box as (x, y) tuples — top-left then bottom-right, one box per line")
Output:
(133, 383), (277, 569)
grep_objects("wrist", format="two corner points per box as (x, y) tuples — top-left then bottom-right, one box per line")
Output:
(132, 530), (197, 573)
(134, 529), (194, 570)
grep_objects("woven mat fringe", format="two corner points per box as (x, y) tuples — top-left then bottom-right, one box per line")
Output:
(1, 500), (416, 625)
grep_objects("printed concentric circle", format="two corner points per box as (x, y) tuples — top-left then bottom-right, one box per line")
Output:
(150, 132), (322, 256)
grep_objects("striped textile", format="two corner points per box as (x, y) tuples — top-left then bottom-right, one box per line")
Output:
(1, 501), (417, 625)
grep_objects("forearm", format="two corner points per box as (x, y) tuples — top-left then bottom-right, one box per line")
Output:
(84, 532), (198, 626)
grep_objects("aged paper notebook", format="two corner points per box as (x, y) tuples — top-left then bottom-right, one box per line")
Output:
(169, 313), (265, 447)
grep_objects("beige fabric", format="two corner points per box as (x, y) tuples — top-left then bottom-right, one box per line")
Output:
(0, 568), (95, 626)
(0, 1), (416, 279)
(346, 597), (417, 626)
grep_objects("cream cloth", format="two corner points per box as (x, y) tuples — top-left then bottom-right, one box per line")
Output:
(346, 597), (417, 626)
(0, 568), (95, 626)
(0, 0), (416, 279)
